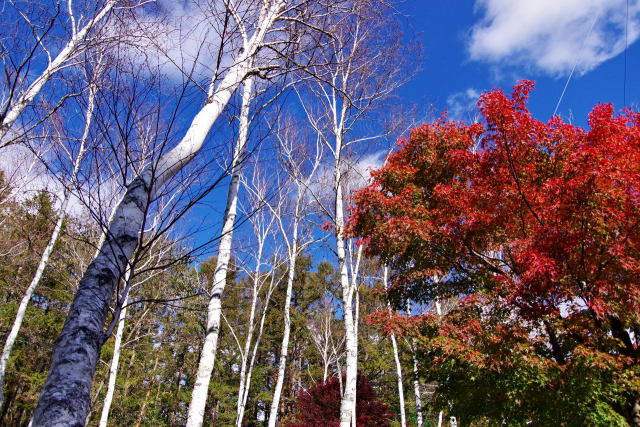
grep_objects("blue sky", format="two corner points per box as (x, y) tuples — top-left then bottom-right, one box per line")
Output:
(188, 0), (640, 264)
(398, 0), (640, 127)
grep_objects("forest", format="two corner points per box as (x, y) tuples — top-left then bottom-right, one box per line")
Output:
(0, 0), (638, 426)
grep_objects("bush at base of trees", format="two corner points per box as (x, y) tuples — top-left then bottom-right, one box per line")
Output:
(286, 372), (393, 427)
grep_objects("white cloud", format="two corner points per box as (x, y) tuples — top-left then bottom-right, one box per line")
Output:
(128, 0), (231, 81)
(446, 88), (481, 122)
(468, 0), (640, 76)
(0, 144), (121, 220)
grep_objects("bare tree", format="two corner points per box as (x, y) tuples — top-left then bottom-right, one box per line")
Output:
(0, 54), (103, 412)
(97, 227), (183, 427)
(0, 0), (149, 146)
(263, 120), (322, 427)
(232, 164), (276, 427)
(187, 73), (254, 426)
(308, 294), (343, 382)
(31, 1), (338, 425)
(294, 1), (411, 423)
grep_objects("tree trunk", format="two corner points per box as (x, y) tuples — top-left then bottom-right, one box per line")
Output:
(239, 269), (278, 426)
(33, 54), (250, 427)
(335, 153), (357, 427)
(384, 268), (406, 427)
(98, 269), (131, 427)
(351, 284), (360, 427)
(406, 301), (423, 427)
(235, 185), (265, 427)
(187, 76), (253, 427)
(267, 231), (298, 427)
(0, 80), (96, 412)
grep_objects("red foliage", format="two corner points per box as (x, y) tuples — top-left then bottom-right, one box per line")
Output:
(286, 372), (393, 427)
(350, 81), (640, 322)
(349, 81), (640, 422)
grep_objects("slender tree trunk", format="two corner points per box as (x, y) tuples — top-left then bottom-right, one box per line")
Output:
(335, 153), (357, 427)
(0, 0), (115, 143)
(267, 227), (299, 427)
(238, 270), (277, 424)
(235, 208), (265, 427)
(33, 54), (250, 427)
(0, 81), (97, 412)
(187, 76), (253, 427)
(412, 351), (423, 427)
(98, 269), (132, 427)
(351, 285), (360, 427)
(406, 300), (423, 427)
(384, 267), (406, 427)
(434, 299), (444, 427)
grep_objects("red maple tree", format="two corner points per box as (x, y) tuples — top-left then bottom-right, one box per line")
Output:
(350, 81), (640, 425)
(285, 372), (393, 427)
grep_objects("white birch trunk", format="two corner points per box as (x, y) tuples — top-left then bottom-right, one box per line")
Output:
(412, 352), (424, 427)
(267, 224), (299, 427)
(335, 155), (358, 427)
(238, 269), (278, 425)
(406, 300), (424, 427)
(435, 298), (443, 427)
(351, 284), (360, 427)
(0, 81), (97, 412)
(0, 0), (116, 142)
(186, 76), (254, 427)
(97, 269), (132, 427)
(235, 209), (265, 427)
(33, 44), (254, 427)
(384, 267), (406, 427)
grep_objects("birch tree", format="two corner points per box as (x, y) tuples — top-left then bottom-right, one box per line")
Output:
(383, 266), (406, 427)
(97, 226), (183, 427)
(187, 73), (254, 426)
(232, 166), (275, 427)
(31, 1), (336, 425)
(0, 0), (148, 146)
(0, 56), (103, 412)
(405, 300), (424, 427)
(265, 121), (322, 427)
(295, 1), (410, 423)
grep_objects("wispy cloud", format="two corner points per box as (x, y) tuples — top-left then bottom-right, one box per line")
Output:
(468, 0), (640, 76)
(446, 88), (481, 122)
(129, 0), (229, 81)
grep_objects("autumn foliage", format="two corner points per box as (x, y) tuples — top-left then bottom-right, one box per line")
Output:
(350, 81), (640, 425)
(285, 372), (393, 427)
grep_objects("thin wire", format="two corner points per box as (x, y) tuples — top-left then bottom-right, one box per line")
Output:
(624, 0), (629, 107)
(553, 12), (601, 117)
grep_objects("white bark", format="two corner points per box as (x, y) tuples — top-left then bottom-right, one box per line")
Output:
(238, 267), (280, 426)
(98, 269), (132, 427)
(384, 267), (406, 427)
(351, 281), (360, 427)
(0, 0), (117, 143)
(33, 36), (256, 427)
(234, 187), (268, 427)
(406, 301), (424, 427)
(336, 154), (358, 427)
(0, 79), (97, 412)
(413, 352), (424, 427)
(267, 223), (298, 427)
(186, 75), (254, 427)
